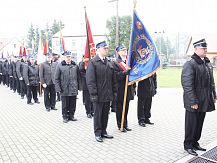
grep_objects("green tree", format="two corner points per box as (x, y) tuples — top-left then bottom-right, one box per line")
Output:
(106, 15), (132, 56)
(51, 19), (65, 35)
(26, 23), (35, 49)
(34, 27), (39, 53)
(155, 37), (175, 61)
(26, 20), (64, 54)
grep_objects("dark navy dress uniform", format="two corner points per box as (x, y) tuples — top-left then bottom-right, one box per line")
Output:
(181, 39), (216, 155)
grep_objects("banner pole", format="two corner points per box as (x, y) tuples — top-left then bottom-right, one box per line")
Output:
(120, 75), (129, 131)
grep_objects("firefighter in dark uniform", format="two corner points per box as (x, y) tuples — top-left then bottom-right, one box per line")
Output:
(55, 51), (81, 123)
(86, 41), (118, 142)
(113, 45), (134, 132)
(137, 73), (157, 127)
(16, 55), (28, 99)
(23, 56), (40, 105)
(0, 58), (3, 84)
(181, 39), (216, 156)
(8, 58), (14, 90)
(79, 58), (94, 118)
(39, 52), (57, 111)
(52, 53), (61, 102)
(15, 56), (21, 95)
(2, 58), (9, 87)
(12, 56), (18, 93)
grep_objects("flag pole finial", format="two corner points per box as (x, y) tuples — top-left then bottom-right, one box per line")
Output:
(133, 0), (137, 9)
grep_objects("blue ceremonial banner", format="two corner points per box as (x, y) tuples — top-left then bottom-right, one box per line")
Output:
(128, 10), (160, 85)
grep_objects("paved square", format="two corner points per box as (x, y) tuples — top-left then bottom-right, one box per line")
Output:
(0, 85), (217, 162)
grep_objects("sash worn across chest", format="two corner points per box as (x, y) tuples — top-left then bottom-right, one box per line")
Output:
(117, 61), (127, 71)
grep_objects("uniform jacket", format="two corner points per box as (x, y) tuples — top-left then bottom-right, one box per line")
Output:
(39, 61), (57, 85)
(16, 60), (27, 79)
(2, 60), (9, 75)
(137, 73), (157, 98)
(12, 61), (17, 78)
(113, 58), (135, 101)
(55, 60), (81, 96)
(181, 53), (216, 112)
(0, 61), (2, 74)
(8, 62), (13, 77)
(23, 62), (39, 86)
(86, 55), (118, 102)
(79, 61), (88, 91)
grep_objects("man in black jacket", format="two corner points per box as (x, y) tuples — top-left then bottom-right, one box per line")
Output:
(79, 58), (94, 118)
(55, 51), (81, 123)
(16, 55), (28, 99)
(52, 53), (61, 102)
(39, 53), (57, 111)
(86, 41), (118, 142)
(0, 59), (2, 84)
(181, 38), (216, 156)
(23, 56), (40, 105)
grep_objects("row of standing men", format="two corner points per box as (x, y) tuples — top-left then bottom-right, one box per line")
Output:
(0, 41), (157, 142)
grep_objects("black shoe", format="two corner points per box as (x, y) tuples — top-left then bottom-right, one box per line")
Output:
(145, 120), (154, 125)
(21, 96), (24, 99)
(35, 101), (40, 104)
(87, 114), (92, 118)
(63, 119), (68, 123)
(27, 102), (34, 105)
(46, 108), (50, 112)
(95, 136), (103, 142)
(185, 149), (198, 156)
(124, 127), (132, 131)
(119, 128), (127, 132)
(111, 109), (116, 112)
(51, 107), (57, 110)
(194, 145), (206, 151)
(69, 117), (77, 121)
(102, 134), (113, 139)
(139, 122), (146, 127)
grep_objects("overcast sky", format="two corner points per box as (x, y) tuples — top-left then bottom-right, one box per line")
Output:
(0, 0), (217, 38)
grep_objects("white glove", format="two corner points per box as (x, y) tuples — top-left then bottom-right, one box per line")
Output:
(42, 83), (47, 88)
(0, 73), (2, 75)
(19, 77), (23, 80)
(27, 83), (29, 86)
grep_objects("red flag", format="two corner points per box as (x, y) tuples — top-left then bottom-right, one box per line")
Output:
(23, 47), (26, 55)
(60, 31), (66, 53)
(84, 9), (96, 68)
(19, 46), (23, 56)
(43, 32), (48, 55)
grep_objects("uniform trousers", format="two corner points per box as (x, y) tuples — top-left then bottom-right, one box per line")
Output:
(93, 102), (110, 136)
(116, 100), (129, 129)
(43, 84), (56, 109)
(9, 77), (13, 89)
(137, 96), (152, 123)
(16, 78), (20, 94)
(26, 85), (38, 103)
(184, 110), (206, 149)
(19, 80), (26, 97)
(61, 96), (77, 119)
(83, 90), (93, 115)
(0, 75), (2, 84)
